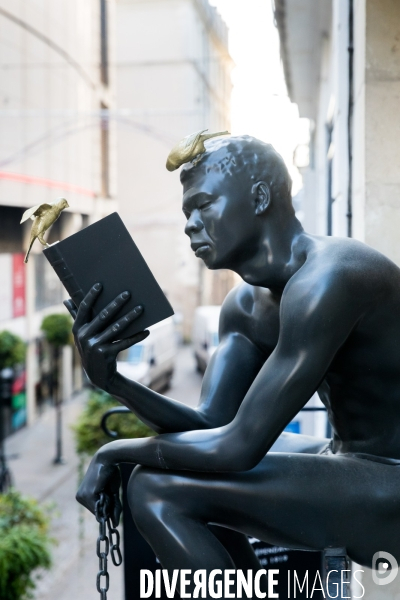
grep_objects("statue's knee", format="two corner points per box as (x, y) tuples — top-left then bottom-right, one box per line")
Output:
(127, 465), (169, 527)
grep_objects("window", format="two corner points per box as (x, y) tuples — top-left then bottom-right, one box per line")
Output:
(119, 345), (145, 365)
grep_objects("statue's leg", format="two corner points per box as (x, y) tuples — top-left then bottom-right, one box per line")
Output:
(128, 452), (400, 578)
(129, 433), (329, 585)
(207, 525), (269, 594)
(207, 434), (329, 574)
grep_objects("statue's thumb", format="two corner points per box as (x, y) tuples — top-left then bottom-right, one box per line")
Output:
(113, 330), (150, 353)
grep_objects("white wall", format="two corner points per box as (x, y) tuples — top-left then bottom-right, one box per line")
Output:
(307, 0), (351, 238)
(0, 0), (116, 216)
(0, 0), (117, 423)
(301, 0), (400, 272)
(363, 0), (400, 265)
(116, 0), (232, 334)
(330, 0), (350, 237)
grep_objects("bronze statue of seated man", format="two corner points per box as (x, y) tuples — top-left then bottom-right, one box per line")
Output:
(65, 135), (400, 579)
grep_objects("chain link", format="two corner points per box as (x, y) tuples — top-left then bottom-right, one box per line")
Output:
(95, 492), (122, 600)
(108, 517), (123, 566)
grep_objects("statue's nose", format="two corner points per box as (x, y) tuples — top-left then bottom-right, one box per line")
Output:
(184, 211), (204, 236)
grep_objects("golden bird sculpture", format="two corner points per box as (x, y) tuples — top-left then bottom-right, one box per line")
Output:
(20, 197), (69, 263)
(166, 129), (230, 171)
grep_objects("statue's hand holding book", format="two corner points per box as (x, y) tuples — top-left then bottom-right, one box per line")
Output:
(43, 212), (174, 388)
(64, 284), (149, 390)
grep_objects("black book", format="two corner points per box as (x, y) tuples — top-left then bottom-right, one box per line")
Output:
(43, 212), (174, 337)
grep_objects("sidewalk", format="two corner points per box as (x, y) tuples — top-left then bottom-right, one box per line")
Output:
(4, 345), (202, 600)
(5, 391), (124, 600)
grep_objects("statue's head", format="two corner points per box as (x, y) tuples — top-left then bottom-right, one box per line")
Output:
(180, 135), (294, 271)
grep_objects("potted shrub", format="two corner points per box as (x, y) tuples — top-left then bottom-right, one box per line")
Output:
(0, 489), (52, 600)
(0, 331), (25, 371)
(73, 389), (154, 457)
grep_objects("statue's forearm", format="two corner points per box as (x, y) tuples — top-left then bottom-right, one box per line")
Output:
(102, 358), (317, 473)
(96, 424), (247, 473)
(106, 372), (210, 434)
(77, 428), (241, 517)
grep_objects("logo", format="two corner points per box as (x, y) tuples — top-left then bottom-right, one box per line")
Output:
(372, 551), (399, 586)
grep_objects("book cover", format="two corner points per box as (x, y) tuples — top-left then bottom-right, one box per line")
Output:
(43, 212), (174, 337)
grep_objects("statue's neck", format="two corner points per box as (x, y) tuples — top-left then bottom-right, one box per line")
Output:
(235, 217), (306, 291)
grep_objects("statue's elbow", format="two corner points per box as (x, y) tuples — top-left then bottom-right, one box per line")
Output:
(216, 446), (260, 472)
(232, 453), (260, 472)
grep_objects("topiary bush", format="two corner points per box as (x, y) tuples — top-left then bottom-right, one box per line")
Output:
(73, 389), (155, 457)
(0, 331), (25, 370)
(0, 489), (53, 600)
(40, 314), (72, 348)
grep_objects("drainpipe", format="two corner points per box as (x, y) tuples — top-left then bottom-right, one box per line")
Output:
(347, 0), (354, 237)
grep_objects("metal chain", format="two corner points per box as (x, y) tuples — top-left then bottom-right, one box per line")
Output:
(95, 492), (122, 600)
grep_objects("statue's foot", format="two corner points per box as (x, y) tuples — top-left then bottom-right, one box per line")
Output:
(191, 153), (203, 167)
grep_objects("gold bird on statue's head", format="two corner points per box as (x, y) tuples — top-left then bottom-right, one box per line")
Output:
(20, 197), (69, 263)
(166, 129), (230, 171)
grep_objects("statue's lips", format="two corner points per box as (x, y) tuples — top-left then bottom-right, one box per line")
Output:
(191, 243), (211, 257)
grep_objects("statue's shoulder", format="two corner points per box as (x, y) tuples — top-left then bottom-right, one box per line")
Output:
(219, 283), (278, 338)
(285, 235), (400, 311)
(303, 235), (398, 283)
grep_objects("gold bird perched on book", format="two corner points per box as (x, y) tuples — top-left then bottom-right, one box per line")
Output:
(166, 129), (230, 171)
(20, 197), (69, 263)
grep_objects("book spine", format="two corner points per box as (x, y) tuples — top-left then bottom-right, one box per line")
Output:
(43, 245), (85, 306)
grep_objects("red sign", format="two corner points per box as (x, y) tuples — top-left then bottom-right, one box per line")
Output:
(12, 254), (26, 317)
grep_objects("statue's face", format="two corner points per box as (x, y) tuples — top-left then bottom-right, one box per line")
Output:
(182, 160), (259, 271)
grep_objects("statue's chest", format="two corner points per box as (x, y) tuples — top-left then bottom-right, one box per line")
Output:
(245, 294), (281, 357)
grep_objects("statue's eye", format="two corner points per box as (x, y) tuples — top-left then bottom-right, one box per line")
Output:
(199, 202), (211, 210)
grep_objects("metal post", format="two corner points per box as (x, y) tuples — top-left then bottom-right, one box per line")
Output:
(102, 408), (172, 600)
(54, 396), (64, 464)
(53, 347), (65, 464)
(0, 367), (13, 491)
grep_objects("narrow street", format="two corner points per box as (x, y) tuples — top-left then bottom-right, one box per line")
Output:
(5, 344), (203, 600)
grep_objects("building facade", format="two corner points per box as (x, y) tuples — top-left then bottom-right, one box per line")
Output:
(275, 0), (400, 267)
(275, 0), (400, 595)
(0, 0), (116, 427)
(116, 0), (233, 338)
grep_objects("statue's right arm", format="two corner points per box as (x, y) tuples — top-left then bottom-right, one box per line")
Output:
(65, 284), (266, 434)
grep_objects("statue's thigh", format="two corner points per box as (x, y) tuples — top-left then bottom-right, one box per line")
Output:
(184, 453), (400, 567)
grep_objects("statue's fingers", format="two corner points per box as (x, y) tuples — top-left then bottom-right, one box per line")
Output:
(95, 306), (146, 345)
(84, 291), (132, 338)
(111, 493), (122, 528)
(63, 299), (78, 320)
(109, 329), (150, 354)
(73, 283), (102, 330)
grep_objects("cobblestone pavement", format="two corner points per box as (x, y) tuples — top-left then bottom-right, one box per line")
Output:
(5, 344), (203, 600)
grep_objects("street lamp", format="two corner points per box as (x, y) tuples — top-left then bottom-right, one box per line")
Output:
(40, 314), (73, 465)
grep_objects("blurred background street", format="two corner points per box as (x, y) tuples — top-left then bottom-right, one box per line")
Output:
(5, 345), (202, 600)
(0, 0), (400, 598)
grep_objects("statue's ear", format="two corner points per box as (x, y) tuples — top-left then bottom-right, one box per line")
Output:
(252, 181), (270, 215)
